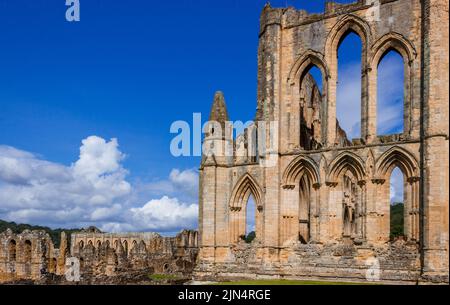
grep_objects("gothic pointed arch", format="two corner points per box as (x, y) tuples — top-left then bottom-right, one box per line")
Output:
(229, 173), (263, 210)
(282, 155), (320, 187)
(327, 151), (366, 183)
(370, 32), (417, 67)
(325, 14), (371, 144)
(376, 146), (419, 178)
(229, 173), (264, 243)
(325, 14), (372, 55)
(368, 32), (417, 138)
(287, 49), (330, 86)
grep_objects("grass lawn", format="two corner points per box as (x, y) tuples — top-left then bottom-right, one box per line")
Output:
(214, 279), (377, 285)
(149, 274), (182, 281)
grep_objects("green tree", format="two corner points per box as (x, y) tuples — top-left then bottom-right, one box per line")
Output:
(390, 202), (404, 239)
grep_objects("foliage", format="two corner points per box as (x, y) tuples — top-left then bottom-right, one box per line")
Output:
(149, 274), (180, 281)
(245, 231), (256, 243)
(0, 219), (80, 248)
(390, 202), (404, 239)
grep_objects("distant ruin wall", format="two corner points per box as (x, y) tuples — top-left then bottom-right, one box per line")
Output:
(0, 229), (198, 284)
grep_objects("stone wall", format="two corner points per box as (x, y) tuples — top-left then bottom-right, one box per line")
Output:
(0, 229), (60, 282)
(196, 0), (449, 284)
(0, 228), (198, 284)
(70, 229), (198, 283)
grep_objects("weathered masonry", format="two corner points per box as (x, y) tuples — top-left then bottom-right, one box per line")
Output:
(0, 228), (198, 283)
(0, 229), (66, 282)
(196, 0), (448, 283)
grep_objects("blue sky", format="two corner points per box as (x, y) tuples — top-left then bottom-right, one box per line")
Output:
(0, 1), (404, 233)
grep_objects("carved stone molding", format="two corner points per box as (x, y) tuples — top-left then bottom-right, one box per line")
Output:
(357, 180), (367, 187)
(371, 178), (386, 185)
(282, 184), (296, 190)
(325, 181), (338, 187)
(407, 176), (420, 183)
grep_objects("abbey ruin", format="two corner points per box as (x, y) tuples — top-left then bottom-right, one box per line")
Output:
(0, 0), (448, 285)
(196, 0), (449, 283)
(0, 228), (198, 284)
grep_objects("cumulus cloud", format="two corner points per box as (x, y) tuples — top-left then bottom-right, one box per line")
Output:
(390, 167), (404, 204)
(0, 136), (131, 226)
(0, 136), (199, 233)
(133, 168), (198, 203)
(102, 196), (198, 233)
(336, 61), (362, 139)
(377, 52), (404, 135)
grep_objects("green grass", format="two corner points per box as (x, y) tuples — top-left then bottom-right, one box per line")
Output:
(149, 274), (181, 281)
(214, 279), (376, 285)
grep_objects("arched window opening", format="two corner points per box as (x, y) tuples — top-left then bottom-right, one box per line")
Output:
(230, 174), (263, 244)
(50, 258), (57, 273)
(78, 240), (84, 250)
(123, 240), (128, 256)
(390, 167), (405, 240)
(298, 175), (311, 244)
(377, 50), (404, 135)
(336, 31), (362, 143)
(299, 65), (324, 150)
(243, 195), (256, 243)
(9, 240), (16, 261)
(24, 240), (32, 263)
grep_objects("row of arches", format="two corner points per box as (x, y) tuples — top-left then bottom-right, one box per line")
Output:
(78, 239), (145, 255)
(229, 146), (419, 245)
(288, 14), (416, 148)
(7, 239), (32, 263)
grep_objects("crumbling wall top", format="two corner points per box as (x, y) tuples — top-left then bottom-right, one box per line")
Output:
(259, 0), (378, 34)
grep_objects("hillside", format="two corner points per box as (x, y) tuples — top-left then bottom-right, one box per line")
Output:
(0, 219), (80, 248)
(390, 202), (404, 239)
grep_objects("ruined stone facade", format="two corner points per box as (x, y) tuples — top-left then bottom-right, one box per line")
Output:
(70, 230), (198, 282)
(0, 229), (198, 284)
(196, 0), (449, 283)
(0, 229), (63, 282)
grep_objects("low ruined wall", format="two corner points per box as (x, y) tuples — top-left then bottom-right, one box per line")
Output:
(0, 229), (60, 283)
(194, 240), (424, 283)
(69, 230), (198, 284)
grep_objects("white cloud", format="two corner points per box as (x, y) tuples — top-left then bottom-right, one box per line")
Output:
(377, 52), (404, 135)
(133, 168), (198, 203)
(102, 196), (197, 233)
(390, 167), (404, 204)
(336, 61), (362, 139)
(0, 136), (199, 233)
(0, 136), (131, 226)
(336, 52), (404, 139)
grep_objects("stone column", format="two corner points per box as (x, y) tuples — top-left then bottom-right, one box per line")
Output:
(421, 0), (449, 280)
